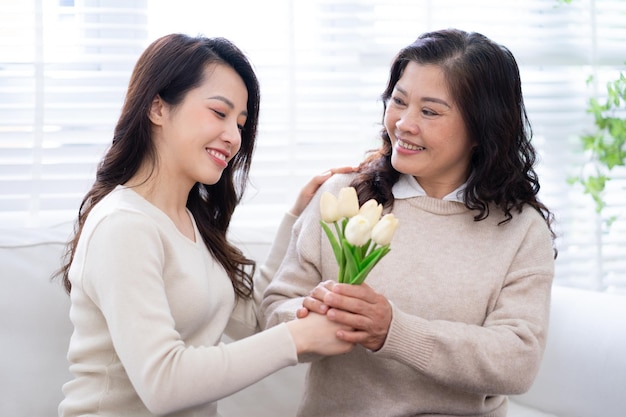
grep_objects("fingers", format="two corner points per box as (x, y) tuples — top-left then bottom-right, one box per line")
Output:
(320, 283), (392, 351)
(331, 282), (378, 303)
(335, 328), (369, 344)
(328, 166), (358, 175)
(323, 283), (378, 311)
(309, 280), (335, 301)
(299, 280), (335, 315)
(302, 296), (328, 315)
(295, 307), (309, 319)
(331, 310), (389, 351)
(297, 281), (390, 351)
(288, 166), (358, 216)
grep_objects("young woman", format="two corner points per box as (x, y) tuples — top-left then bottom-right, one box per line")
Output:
(56, 33), (353, 417)
(262, 28), (557, 417)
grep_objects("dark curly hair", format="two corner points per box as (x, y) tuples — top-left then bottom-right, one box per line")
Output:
(351, 28), (556, 255)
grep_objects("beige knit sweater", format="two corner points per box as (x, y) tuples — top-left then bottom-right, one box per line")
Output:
(59, 186), (298, 417)
(262, 173), (555, 417)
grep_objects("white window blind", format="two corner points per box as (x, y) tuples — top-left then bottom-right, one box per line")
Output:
(1, 0), (624, 293)
(0, 0), (148, 226)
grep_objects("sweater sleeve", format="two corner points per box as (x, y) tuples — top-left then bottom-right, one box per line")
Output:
(261, 174), (356, 331)
(261, 192), (328, 330)
(80, 211), (298, 415)
(225, 212), (299, 340)
(374, 213), (555, 395)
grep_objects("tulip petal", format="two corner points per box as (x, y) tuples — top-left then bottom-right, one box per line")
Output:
(320, 191), (341, 223)
(338, 187), (360, 218)
(359, 199), (383, 226)
(344, 215), (371, 246)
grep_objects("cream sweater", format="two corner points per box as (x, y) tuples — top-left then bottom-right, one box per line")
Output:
(59, 186), (298, 417)
(262, 173), (555, 417)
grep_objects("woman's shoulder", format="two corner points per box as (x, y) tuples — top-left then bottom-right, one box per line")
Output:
(317, 171), (357, 193)
(491, 202), (552, 237)
(83, 187), (162, 239)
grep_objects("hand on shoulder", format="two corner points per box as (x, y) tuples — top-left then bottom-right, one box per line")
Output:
(289, 166), (357, 217)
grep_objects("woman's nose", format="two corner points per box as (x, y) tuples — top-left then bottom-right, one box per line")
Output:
(222, 121), (242, 147)
(396, 111), (419, 134)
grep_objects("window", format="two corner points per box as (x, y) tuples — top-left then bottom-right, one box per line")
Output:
(0, 0), (148, 226)
(1, 0), (624, 293)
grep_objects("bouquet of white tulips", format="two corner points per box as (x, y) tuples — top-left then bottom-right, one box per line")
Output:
(320, 186), (399, 285)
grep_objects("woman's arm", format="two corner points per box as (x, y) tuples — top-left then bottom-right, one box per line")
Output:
(227, 166), (356, 339)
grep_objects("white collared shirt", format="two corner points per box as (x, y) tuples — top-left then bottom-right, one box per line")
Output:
(392, 174), (466, 203)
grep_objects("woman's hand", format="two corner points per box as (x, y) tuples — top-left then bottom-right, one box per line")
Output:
(299, 282), (392, 351)
(289, 166), (356, 217)
(296, 280), (335, 317)
(286, 312), (354, 356)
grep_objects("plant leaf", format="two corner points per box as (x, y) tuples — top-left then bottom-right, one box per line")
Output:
(350, 246), (390, 285)
(321, 221), (342, 265)
(341, 239), (359, 284)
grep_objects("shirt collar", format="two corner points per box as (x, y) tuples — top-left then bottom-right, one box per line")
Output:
(392, 174), (465, 203)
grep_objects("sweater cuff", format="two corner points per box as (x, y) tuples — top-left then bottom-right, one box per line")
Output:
(373, 303), (436, 372)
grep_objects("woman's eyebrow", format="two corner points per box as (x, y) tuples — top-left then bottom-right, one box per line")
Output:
(207, 95), (248, 116)
(394, 85), (451, 108)
(422, 97), (451, 108)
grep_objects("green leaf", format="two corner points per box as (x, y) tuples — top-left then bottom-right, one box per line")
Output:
(341, 239), (359, 284)
(357, 240), (372, 259)
(580, 175), (608, 213)
(321, 221), (343, 265)
(572, 70), (626, 222)
(350, 246), (390, 285)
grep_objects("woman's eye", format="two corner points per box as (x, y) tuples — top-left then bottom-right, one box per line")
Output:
(422, 108), (438, 116)
(237, 124), (245, 132)
(391, 97), (405, 106)
(212, 109), (226, 118)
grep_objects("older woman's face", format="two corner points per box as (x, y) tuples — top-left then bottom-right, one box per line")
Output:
(384, 61), (476, 199)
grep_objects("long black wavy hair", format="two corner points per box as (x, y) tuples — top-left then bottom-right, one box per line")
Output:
(56, 33), (261, 297)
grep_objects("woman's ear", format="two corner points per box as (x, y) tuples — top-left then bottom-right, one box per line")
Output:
(148, 95), (165, 125)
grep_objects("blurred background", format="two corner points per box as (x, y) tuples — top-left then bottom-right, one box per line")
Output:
(0, 0), (625, 293)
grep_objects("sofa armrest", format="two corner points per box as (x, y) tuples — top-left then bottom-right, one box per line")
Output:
(0, 226), (73, 416)
(512, 285), (626, 417)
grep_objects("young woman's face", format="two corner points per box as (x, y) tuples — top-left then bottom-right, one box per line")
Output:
(153, 63), (248, 187)
(384, 61), (476, 198)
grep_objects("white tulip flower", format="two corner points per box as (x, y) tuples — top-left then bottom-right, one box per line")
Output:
(320, 191), (341, 223)
(344, 214), (372, 246)
(319, 187), (398, 285)
(371, 213), (399, 246)
(337, 187), (360, 219)
(358, 199), (383, 228)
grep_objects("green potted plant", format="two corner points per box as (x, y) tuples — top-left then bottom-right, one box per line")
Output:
(568, 72), (626, 225)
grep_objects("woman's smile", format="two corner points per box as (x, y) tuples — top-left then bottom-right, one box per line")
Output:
(206, 147), (229, 168)
(395, 137), (425, 152)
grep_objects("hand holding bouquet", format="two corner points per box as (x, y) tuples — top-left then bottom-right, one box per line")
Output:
(320, 187), (399, 285)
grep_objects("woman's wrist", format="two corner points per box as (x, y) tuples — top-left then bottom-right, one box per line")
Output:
(285, 320), (307, 354)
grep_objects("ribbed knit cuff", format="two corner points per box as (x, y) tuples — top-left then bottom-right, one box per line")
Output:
(373, 303), (436, 372)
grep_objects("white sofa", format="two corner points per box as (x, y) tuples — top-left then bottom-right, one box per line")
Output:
(2, 224), (625, 417)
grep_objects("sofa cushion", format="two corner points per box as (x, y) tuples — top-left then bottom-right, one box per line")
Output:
(0, 226), (73, 417)
(508, 400), (559, 417)
(512, 285), (626, 417)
